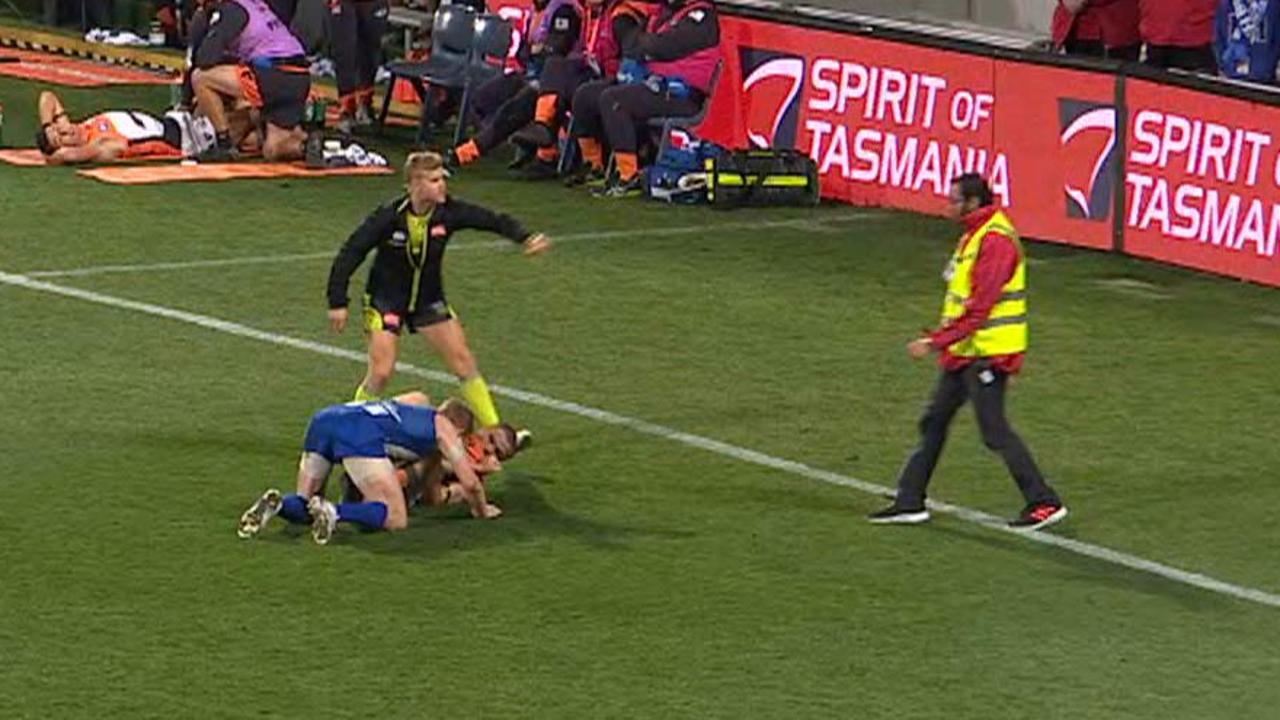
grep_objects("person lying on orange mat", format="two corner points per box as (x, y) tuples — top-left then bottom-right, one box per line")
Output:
(34, 89), (258, 165)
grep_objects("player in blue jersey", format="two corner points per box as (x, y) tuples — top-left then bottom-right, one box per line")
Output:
(236, 392), (501, 545)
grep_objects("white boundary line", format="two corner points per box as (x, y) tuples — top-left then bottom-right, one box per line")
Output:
(23, 214), (877, 279)
(2, 269), (1277, 609)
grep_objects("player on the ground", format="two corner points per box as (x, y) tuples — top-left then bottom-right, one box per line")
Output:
(325, 151), (551, 432)
(33, 89), (253, 164)
(236, 393), (501, 545)
(340, 422), (519, 508)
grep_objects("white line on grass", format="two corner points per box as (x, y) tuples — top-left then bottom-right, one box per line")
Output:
(3, 269), (1276, 609)
(23, 214), (878, 279)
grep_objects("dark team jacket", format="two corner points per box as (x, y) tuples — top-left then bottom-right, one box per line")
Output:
(327, 195), (531, 311)
(543, 2), (584, 58)
(631, 0), (719, 62)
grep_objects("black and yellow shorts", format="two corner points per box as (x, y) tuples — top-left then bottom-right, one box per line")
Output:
(362, 295), (456, 335)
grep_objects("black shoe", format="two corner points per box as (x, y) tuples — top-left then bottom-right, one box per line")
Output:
(506, 144), (535, 171)
(513, 158), (558, 181)
(592, 173), (644, 199)
(563, 164), (605, 188)
(196, 144), (239, 163)
(867, 503), (931, 524)
(1008, 502), (1068, 530)
(510, 122), (554, 152)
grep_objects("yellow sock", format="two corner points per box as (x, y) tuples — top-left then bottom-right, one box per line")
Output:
(353, 382), (381, 402)
(460, 375), (500, 427)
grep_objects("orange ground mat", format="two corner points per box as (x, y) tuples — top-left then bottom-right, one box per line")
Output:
(0, 148), (50, 166)
(0, 49), (174, 86)
(77, 161), (393, 184)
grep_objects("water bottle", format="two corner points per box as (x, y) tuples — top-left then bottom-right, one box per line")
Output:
(169, 77), (183, 109)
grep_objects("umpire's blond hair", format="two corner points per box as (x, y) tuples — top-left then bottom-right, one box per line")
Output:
(404, 151), (444, 181)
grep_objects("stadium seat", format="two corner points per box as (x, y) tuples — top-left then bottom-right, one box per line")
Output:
(452, 14), (515, 146)
(645, 59), (723, 160)
(376, 3), (477, 143)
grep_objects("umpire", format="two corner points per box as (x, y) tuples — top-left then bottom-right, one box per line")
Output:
(868, 173), (1068, 531)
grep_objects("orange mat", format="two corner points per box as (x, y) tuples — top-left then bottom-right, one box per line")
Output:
(0, 148), (50, 166)
(0, 51), (174, 86)
(77, 161), (393, 184)
(0, 147), (208, 166)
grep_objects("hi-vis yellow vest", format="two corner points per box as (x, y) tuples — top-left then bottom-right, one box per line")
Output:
(940, 210), (1028, 357)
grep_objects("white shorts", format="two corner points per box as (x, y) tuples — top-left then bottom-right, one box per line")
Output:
(164, 109), (217, 157)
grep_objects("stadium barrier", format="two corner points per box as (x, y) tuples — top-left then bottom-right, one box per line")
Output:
(6, 1), (1278, 286)
(490, 0), (1280, 287)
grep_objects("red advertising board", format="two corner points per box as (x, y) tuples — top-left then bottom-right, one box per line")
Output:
(482, 1), (1279, 285)
(699, 17), (997, 215)
(1123, 78), (1280, 286)
(991, 62), (1115, 251)
(697, 17), (1116, 249)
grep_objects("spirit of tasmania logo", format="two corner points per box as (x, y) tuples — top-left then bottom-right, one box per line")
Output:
(1059, 99), (1118, 222)
(739, 47), (806, 150)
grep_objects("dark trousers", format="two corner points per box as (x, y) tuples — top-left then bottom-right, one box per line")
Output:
(894, 363), (1059, 509)
(600, 84), (702, 153)
(1064, 39), (1140, 61)
(331, 0), (387, 97)
(1145, 43), (1216, 72)
(469, 73), (532, 151)
(537, 55), (595, 119)
(571, 80), (702, 153)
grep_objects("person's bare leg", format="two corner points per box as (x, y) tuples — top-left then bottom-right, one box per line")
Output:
(356, 329), (399, 400)
(191, 67), (242, 133)
(262, 123), (307, 161)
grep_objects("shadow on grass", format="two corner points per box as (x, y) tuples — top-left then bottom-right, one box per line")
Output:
(922, 520), (1236, 613)
(131, 428), (288, 462)
(254, 471), (692, 559)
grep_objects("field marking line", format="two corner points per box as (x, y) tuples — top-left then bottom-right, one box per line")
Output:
(22, 213), (880, 279)
(2, 269), (1276, 609)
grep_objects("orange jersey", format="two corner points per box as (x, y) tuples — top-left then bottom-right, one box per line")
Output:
(79, 111), (181, 159)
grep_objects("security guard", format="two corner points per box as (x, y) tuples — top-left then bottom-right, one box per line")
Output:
(868, 173), (1068, 530)
(326, 151), (552, 428)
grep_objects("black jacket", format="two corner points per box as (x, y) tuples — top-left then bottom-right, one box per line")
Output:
(327, 195), (531, 311)
(633, 0), (719, 62)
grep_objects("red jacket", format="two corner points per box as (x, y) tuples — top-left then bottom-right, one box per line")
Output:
(928, 206), (1025, 374)
(1139, 0), (1216, 47)
(1052, 0), (1140, 50)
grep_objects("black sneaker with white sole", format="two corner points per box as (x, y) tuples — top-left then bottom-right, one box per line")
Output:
(514, 428), (533, 452)
(867, 504), (931, 524)
(1008, 503), (1068, 530)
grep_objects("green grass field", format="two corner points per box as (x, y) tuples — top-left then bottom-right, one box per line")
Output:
(2, 76), (1280, 719)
